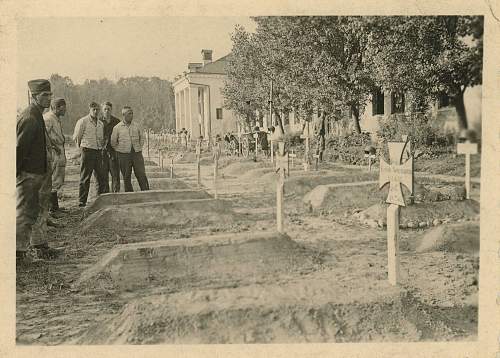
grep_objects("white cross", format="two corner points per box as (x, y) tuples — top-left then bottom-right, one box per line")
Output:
(457, 142), (478, 200)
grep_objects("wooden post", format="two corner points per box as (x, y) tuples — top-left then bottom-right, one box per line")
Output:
(170, 157), (174, 179)
(379, 141), (414, 286)
(213, 143), (220, 199)
(275, 141), (288, 234)
(386, 204), (400, 286)
(313, 153), (320, 171)
(270, 140), (274, 163)
(253, 132), (258, 162)
(146, 130), (150, 160)
(158, 149), (162, 170)
(196, 142), (201, 187)
(289, 150), (296, 169)
(457, 142), (478, 200)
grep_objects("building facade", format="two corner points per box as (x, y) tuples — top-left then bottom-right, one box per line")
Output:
(173, 50), (238, 141)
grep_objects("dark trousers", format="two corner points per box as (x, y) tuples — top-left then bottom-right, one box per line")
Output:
(79, 147), (107, 205)
(16, 171), (44, 251)
(102, 151), (121, 193)
(117, 151), (149, 192)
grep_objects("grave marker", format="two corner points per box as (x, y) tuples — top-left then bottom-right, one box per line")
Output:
(457, 141), (478, 200)
(213, 143), (221, 199)
(170, 157), (174, 179)
(196, 141), (202, 187)
(289, 150), (297, 169)
(253, 132), (259, 162)
(275, 141), (289, 233)
(313, 153), (320, 171)
(300, 123), (312, 171)
(379, 141), (414, 286)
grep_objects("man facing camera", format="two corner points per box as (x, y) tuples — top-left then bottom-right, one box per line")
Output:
(73, 102), (107, 207)
(110, 106), (149, 192)
(100, 101), (121, 193)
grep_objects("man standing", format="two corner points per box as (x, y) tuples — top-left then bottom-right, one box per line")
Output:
(16, 79), (56, 262)
(73, 102), (106, 207)
(111, 106), (150, 192)
(100, 101), (121, 193)
(44, 98), (67, 213)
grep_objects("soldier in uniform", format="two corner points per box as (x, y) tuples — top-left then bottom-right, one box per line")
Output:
(44, 98), (67, 213)
(17, 79), (60, 262)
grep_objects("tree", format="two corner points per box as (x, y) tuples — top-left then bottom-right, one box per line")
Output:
(367, 16), (483, 130)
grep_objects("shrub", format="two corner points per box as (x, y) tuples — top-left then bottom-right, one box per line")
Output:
(323, 132), (372, 165)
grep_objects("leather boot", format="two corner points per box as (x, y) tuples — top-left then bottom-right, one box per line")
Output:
(50, 192), (59, 211)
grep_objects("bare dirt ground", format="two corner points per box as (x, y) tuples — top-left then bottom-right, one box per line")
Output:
(16, 145), (479, 345)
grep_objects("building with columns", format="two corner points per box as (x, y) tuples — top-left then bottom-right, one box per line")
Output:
(173, 49), (238, 141)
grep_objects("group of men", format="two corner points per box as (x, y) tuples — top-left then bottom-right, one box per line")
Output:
(16, 79), (150, 264)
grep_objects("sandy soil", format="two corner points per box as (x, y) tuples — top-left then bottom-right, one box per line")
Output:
(16, 146), (479, 345)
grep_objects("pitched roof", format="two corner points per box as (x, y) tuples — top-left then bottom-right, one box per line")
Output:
(197, 54), (231, 74)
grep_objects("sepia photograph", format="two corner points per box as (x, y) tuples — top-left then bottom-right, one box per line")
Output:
(1, 1), (499, 357)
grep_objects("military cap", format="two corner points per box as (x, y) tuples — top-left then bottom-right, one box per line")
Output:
(28, 79), (51, 94)
(89, 101), (100, 108)
(53, 98), (66, 106)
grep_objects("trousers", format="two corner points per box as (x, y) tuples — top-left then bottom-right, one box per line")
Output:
(79, 147), (107, 205)
(117, 151), (149, 192)
(16, 171), (45, 251)
(31, 160), (54, 246)
(102, 151), (120, 193)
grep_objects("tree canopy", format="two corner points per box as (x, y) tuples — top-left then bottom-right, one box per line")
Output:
(223, 16), (483, 132)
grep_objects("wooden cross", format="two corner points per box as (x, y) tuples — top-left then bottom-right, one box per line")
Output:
(289, 149), (297, 169)
(300, 123), (311, 171)
(212, 143), (221, 199)
(379, 141), (414, 286)
(457, 141), (478, 200)
(170, 157), (174, 179)
(253, 132), (259, 162)
(312, 153), (320, 171)
(364, 153), (376, 171)
(275, 141), (288, 233)
(196, 141), (202, 187)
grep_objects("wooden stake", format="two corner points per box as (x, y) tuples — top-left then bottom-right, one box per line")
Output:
(457, 142), (478, 200)
(387, 204), (400, 286)
(275, 142), (288, 233)
(170, 157), (174, 178)
(270, 140), (274, 163)
(313, 154), (320, 171)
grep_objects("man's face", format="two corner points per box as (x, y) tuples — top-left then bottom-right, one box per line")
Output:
(124, 110), (133, 124)
(102, 105), (112, 119)
(89, 107), (100, 118)
(34, 91), (52, 109)
(55, 104), (66, 117)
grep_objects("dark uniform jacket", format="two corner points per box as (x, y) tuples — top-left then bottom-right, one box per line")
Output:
(101, 115), (121, 155)
(16, 103), (47, 176)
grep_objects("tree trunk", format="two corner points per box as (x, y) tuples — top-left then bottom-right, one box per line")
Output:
(453, 91), (468, 130)
(351, 105), (361, 134)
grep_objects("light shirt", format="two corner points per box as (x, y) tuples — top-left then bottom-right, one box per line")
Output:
(110, 121), (144, 154)
(44, 111), (66, 165)
(73, 115), (104, 150)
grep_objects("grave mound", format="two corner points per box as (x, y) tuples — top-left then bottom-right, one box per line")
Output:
(81, 198), (236, 233)
(223, 161), (271, 176)
(75, 231), (321, 293)
(144, 171), (176, 179)
(359, 200), (479, 228)
(416, 222), (479, 255)
(132, 178), (190, 191)
(85, 189), (211, 215)
(303, 181), (379, 211)
(79, 278), (469, 344)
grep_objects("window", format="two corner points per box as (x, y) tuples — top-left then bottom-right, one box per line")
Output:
(372, 88), (385, 115)
(438, 93), (451, 108)
(391, 92), (405, 114)
(216, 108), (223, 120)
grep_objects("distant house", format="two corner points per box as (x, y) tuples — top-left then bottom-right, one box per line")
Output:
(173, 50), (238, 140)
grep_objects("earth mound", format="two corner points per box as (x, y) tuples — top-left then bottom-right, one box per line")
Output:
(416, 222), (479, 255)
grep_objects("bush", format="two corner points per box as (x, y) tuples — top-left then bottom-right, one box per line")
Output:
(324, 132), (372, 165)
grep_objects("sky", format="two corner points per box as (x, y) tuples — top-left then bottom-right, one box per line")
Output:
(16, 16), (257, 107)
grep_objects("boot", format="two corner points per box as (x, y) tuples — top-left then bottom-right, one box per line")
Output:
(50, 192), (59, 212)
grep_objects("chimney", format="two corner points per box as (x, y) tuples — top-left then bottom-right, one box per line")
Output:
(188, 63), (203, 72)
(201, 49), (213, 66)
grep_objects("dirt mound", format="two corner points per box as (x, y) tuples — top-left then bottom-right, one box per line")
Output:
(223, 161), (271, 176)
(359, 200), (479, 228)
(81, 198), (236, 233)
(79, 280), (472, 344)
(416, 222), (479, 255)
(414, 183), (467, 203)
(303, 181), (379, 211)
(75, 232), (326, 293)
(132, 178), (190, 191)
